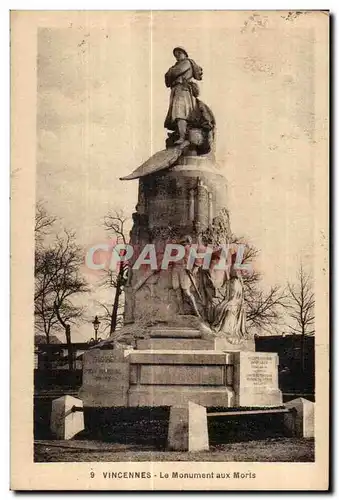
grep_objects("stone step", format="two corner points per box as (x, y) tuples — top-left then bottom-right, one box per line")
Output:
(148, 328), (202, 339)
(128, 385), (235, 407)
(128, 350), (233, 365)
(129, 363), (233, 386)
(136, 337), (256, 352)
(136, 338), (215, 351)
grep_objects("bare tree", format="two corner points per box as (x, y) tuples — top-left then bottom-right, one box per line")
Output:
(102, 210), (130, 334)
(35, 226), (89, 365)
(287, 263), (315, 371)
(245, 284), (288, 335)
(35, 201), (57, 244)
(95, 301), (124, 334)
(35, 202), (58, 343)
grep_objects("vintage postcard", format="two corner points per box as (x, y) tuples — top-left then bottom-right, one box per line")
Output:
(11, 10), (329, 491)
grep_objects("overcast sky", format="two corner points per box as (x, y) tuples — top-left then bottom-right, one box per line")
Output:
(36, 11), (321, 341)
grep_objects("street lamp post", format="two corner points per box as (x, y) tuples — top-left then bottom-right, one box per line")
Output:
(92, 315), (101, 342)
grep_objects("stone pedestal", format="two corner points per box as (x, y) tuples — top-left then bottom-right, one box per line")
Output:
(167, 401), (209, 452)
(79, 347), (131, 407)
(80, 328), (282, 410)
(50, 395), (84, 440)
(284, 397), (315, 438)
(128, 347), (235, 407)
(124, 155), (229, 326)
(233, 351), (283, 407)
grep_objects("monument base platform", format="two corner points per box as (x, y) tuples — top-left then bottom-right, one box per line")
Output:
(80, 327), (282, 409)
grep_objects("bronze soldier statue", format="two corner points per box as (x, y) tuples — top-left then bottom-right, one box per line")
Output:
(164, 47), (215, 149)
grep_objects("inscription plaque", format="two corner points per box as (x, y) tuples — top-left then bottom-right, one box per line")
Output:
(244, 355), (276, 387)
(79, 348), (130, 407)
(233, 351), (282, 407)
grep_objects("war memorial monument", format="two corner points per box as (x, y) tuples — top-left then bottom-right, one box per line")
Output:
(51, 47), (313, 451)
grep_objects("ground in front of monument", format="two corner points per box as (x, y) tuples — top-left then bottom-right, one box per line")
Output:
(34, 439), (314, 463)
(34, 407), (315, 462)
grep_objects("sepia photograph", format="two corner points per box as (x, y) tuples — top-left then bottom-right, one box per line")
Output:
(11, 10), (329, 490)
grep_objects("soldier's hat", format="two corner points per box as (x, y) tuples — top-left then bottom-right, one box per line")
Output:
(173, 46), (188, 58)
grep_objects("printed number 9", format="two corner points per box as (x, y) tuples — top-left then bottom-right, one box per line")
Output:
(90, 471), (95, 478)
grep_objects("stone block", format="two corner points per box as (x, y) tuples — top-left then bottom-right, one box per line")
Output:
(136, 338), (215, 350)
(167, 401), (209, 451)
(149, 328), (202, 339)
(128, 385), (235, 407)
(188, 401), (209, 451)
(129, 350), (233, 365)
(167, 406), (188, 451)
(136, 337), (256, 351)
(214, 337), (255, 352)
(284, 398), (314, 438)
(234, 388), (283, 407)
(130, 364), (225, 386)
(50, 395), (84, 440)
(79, 348), (130, 407)
(233, 351), (282, 407)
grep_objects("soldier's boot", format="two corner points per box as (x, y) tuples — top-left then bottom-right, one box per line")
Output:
(174, 119), (187, 145)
